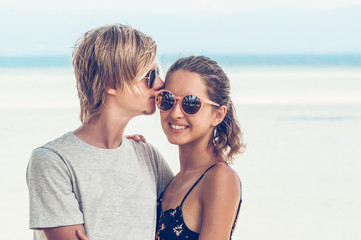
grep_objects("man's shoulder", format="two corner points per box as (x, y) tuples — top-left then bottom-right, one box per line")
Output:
(30, 132), (75, 161)
(125, 138), (157, 154)
(41, 132), (74, 149)
(125, 138), (165, 163)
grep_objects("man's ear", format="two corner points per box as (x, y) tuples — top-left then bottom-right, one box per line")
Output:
(212, 106), (227, 127)
(107, 88), (117, 95)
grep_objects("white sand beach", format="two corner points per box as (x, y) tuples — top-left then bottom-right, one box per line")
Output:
(1, 66), (361, 239)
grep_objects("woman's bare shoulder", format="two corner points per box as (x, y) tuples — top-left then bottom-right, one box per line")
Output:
(202, 163), (242, 198)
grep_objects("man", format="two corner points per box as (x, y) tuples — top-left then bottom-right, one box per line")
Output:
(26, 24), (173, 240)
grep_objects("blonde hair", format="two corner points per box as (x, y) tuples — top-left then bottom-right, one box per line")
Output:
(72, 24), (157, 123)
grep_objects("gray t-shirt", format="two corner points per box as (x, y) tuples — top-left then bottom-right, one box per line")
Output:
(26, 132), (173, 240)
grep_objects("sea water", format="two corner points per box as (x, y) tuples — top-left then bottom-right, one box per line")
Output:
(1, 55), (360, 239)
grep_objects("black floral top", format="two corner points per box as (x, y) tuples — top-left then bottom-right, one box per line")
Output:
(155, 163), (242, 240)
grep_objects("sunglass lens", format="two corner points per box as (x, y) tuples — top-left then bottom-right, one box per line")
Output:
(148, 68), (157, 88)
(182, 95), (201, 114)
(157, 91), (175, 111)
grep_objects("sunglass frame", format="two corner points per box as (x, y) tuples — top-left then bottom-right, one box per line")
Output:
(155, 90), (220, 115)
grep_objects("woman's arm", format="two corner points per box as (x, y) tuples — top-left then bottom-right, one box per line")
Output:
(198, 164), (241, 240)
(125, 134), (146, 142)
(76, 229), (90, 240)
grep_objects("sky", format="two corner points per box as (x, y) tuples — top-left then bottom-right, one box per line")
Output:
(0, 0), (361, 55)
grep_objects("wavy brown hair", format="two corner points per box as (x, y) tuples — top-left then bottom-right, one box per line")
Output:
(165, 56), (245, 163)
(72, 24), (157, 123)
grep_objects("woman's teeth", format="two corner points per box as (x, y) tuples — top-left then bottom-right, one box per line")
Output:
(170, 124), (186, 130)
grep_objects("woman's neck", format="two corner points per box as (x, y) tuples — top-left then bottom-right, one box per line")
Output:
(178, 143), (219, 174)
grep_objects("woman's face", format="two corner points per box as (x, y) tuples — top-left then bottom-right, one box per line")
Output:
(160, 70), (218, 147)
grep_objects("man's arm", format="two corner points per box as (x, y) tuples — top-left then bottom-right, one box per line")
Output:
(153, 148), (174, 198)
(27, 148), (84, 230)
(43, 225), (85, 240)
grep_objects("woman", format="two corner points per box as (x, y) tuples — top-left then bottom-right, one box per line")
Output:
(77, 56), (245, 239)
(154, 56), (244, 239)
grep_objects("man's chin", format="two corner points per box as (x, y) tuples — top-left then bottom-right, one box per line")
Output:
(143, 107), (156, 115)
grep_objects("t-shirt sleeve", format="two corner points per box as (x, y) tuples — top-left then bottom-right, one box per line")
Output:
(26, 147), (84, 229)
(150, 146), (174, 199)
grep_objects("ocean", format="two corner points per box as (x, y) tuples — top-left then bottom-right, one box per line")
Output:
(1, 54), (360, 239)
(1, 54), (361, 68)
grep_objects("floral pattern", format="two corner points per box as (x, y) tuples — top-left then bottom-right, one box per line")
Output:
(173, 223), (183, 236)
(155, 200), (199, 240)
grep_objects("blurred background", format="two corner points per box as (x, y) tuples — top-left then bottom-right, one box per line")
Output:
(1, 0), (361, 239)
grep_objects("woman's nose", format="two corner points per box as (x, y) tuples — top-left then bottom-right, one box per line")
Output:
(169, 100), (184, 119)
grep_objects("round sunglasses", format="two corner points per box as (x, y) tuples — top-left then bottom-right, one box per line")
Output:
(155, 90), (220, 115)
(144, 67), (160, 88)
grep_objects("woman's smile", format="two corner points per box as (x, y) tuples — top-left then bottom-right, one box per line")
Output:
(169, 123), (189, 133)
